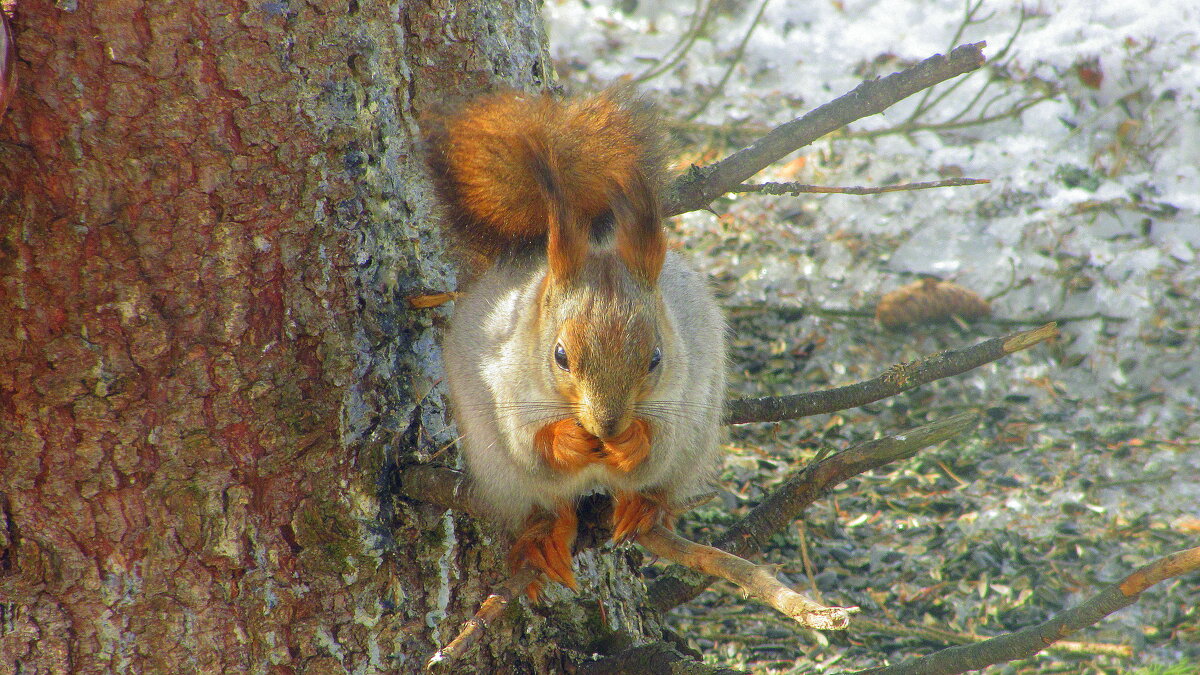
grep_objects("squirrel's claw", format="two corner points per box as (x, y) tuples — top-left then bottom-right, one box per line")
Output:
(610, 491), (673, 544)
(510, 502), (578, 600)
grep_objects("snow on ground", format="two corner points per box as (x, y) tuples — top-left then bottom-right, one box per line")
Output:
(545, 0), (1200, 512)
(545, 0), (1199, 671)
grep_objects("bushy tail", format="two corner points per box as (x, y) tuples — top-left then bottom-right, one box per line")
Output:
(429, 90), (666, 279)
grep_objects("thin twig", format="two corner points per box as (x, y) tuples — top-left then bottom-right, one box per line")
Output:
(683, 0), (772, 122)
(850, 617), (1134, 658)
(663, 42), (988, 216)
(797, 520), (822, 604)
(408, 291), (460, 309)
(844, 93), (1054, 140)
(636, 525), (859, 630)
(725, 305), (874, 321)
(853, 546), (1200, 674)
(723, 323), (1059, 425)
(905, 0), (987, 124)
(733, 178), (989, 196)
(725, 303), (1126, 326)
(632, 0), (714, 85)
(938, 8), (1027, 126)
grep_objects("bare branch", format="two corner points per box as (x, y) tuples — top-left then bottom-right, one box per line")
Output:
(637, 525), (859, 630)
(648, 412), (981, 612)
(663, 42), (988, 216)
(850, 617), (1134, 658)
(724, 323), (1059, 425)
(733, 178), (989, 196)
(727, 304), (1126, 327)
(853, 546), (1200, 675)
(426, 566), (541, 670)
(844, 93), (1054, 140)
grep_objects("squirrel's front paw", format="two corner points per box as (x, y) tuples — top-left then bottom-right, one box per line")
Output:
(508, 501), (578, 600)
(610, 491), (673, 544)
(599, 419), (651, 473)
(534, 420), (603, 473)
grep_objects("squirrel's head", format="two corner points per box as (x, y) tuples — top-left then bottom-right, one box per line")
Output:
(537, 170), (667, 441)
(539, 254), (664, 440)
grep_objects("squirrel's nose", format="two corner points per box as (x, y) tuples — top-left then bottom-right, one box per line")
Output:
(579, 394), (632, 440)
(597, 415), (632, 441)
(598, 418), (620, 439)
(579, 410), (628, 440)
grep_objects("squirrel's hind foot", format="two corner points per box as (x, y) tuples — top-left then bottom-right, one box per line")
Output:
(610, 491), (674, 544)
(508, 501), (578, 600)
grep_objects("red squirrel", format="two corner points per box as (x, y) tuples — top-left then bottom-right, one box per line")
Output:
(430, 89), (727, 596)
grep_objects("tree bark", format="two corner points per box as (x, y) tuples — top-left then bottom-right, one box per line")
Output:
(1, 1), (652, 672)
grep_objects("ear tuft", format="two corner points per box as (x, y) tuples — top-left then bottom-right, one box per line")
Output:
(612, 171), (666, 284)
(530, 139), (587, 285)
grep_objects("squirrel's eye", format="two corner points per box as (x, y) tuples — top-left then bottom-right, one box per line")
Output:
(554, 343), (570, 371)
(648, 346), (662, 372)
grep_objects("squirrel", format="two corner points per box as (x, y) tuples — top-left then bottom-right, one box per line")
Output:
(430, 89), (727, 596)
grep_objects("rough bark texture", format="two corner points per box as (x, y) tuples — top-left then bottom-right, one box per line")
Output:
(0, 1), (660, 672)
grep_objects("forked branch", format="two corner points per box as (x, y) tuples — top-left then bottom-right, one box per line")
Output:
(637, 525), (859, 630)
(663, 42), (988, 216)
(411, 467), (859, 668)
(403, 414), (981, 625)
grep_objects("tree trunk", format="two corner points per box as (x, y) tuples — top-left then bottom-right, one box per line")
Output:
(0, 1), (666, 672)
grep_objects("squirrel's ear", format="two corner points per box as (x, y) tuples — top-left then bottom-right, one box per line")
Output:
(527, 137), (587, 284)
(613, 172), (666, 284)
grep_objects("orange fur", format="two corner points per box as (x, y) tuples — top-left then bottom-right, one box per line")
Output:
(597, 418), (652, 473)
(553, 305), (657, 437)
(442, 91), (649, 235)
(509, 501), (578, 599)
(433, 89), (665, 277)
(613, 170), (666, 283)
(610, 491), (674, 544)
(534, 419), (602, 474)
(432, 89), (723, 598)
(535, 418), (653, 475)
(543, 180), (587, 285)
